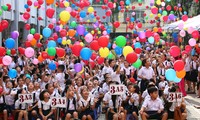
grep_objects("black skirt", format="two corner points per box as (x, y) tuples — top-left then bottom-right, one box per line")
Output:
(190, 70), (198, 82)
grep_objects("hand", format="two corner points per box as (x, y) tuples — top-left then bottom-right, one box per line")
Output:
(139, 110), (143, 115)
(43, 116), (47, 120)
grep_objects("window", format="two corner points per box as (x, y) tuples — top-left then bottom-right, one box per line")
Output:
(124, 10), (144, 22)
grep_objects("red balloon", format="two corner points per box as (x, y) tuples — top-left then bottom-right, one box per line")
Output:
(135, 48), (142, 54)
(174, 60), (185, 71)
(18, 47), (25, 55)
(41, 51), (48, 59)
(1, 20), (9, 29)
(46, 8), (55, 18)
(37, 42), (42, 48)
(96, 57), (104, 64)
(0, 47), (6, 57)
(91, 52), (97, 60)
(23, 12), (30, 20)
(56, 48), (65, 57)
(145, 30), (152, 37)
(154, 33), (160, 42)
(48, 24), (54, 29)
(53, 33), (58, 40)
(0, 57), (2, 64)
(71, 44), (83, 56)
(6, 4), (11, 11)
(70, 10), (77, 17)
(98, 36), (109, 47)
(89, 61), (95, 68)
(170, 46), (181, 57)
(48, 55), (55, 60)
(34, 33), (40, 40)
(137, 23), (142, 28)
(185, 45), (192, 52)
(192, 30), (199, 39)
(27, 0), (32, 6)
(0, 24), (3, 32)
(25, 24), (31, 30)
(166, 5), (171, 11)
(11, 49), (16, 55)
(105, 10), (112, 16)
(60, 29), (67, 37)
(120, 1), (124, 5)
(90, 40), (100, 51)
(108, 2), (114, 9)
(38, 0), (44, 5)
(151, 7), (158, 14)
(126, 52), (138, 64)
(113, 21), (120, 28)
(129, 77), (136, 83)
(182, 15), (188, 22)
(25, 41), (31, 47)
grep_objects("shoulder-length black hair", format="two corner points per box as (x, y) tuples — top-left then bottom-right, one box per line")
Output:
(39, 90), (49, 101)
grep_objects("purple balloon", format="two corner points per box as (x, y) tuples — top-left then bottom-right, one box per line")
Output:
(11, 32), (18, 39)
(55, 26), (60, 32)
(74, 63), (82, 72)
(77, 25), (85, 35)
(169, 14), (175, 20)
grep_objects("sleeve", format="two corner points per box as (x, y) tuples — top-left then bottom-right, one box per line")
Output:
(78, 100), (83, 107)
(138, 68), (143, 76)
(159, 100), (164, 110)
(108, 100), (113, 109)
(15, 100), (19, 109)
(90, 98), (94, 106)
(134, 94), (139, 106)
(142, 99), (148, 108)
(198, 67), (200, 72)
(38, 101), (41, 109)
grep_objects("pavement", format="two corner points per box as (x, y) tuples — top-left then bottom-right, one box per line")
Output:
(98, 93), (200, 120)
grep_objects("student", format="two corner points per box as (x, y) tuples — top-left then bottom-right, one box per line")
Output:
(0, 85), (7, 120)
(38, 90), (54, 120)
(139, 87), (168, 120)
(64, 86), (78, 120)
(190, 55), (199, 93)
(14, 89), (28, 120)
(78, 86), (95, 120)
(55, 65), (65, 91)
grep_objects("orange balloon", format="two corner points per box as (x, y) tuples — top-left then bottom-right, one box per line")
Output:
(60, 20), (66, 25)
(68, 29), (76, 37)
(46, 0), (54, 5)
(153, 27), (158, 32)
(30, 38), (37, 46)
(38, 55), (44, 62)
(176, 70), (186, 78)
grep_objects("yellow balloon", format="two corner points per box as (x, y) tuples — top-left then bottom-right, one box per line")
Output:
(64, 2), (69, 7)
(99, 47), (109, 58)
(45, 48), (48, 52)
(40, 35), (43, 39)
(80, 42), (84, 46)
(62, 40), (67, 45)
(91, 31), (94, 34)
(123, 46), (133, 57)
(88, 7), (94, 13)
(157, 13), (161, 17)
(156, 0), (161, 5)
(66, 39), (71, 45)
(79, 67), (84, 74)
(150, 13), (154, 18)
(60, 11), (70, 22)
(98, 31), (101, 34)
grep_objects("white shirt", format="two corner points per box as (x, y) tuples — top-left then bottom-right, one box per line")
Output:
(111, 72), (121, 84)
(102, 83), (109, 94)
(158, 81), (168, 90)
(129, 93), (139, 106)
(78, 97), (94, 107)
(109, 96), (122, 109)
(38, 100), (53, 110)
(103, 92), (111, 107)
(120, 66), (135, 76)
(55, 73), (65, 90)
(8, 61), (16, 70)
(101, 66), (109, 75)
(15, 99), (28, 110)
(142, 97), (164, 111)
(191, 61), (198, 70)
(67, 98), (77, 111)
(138, 67), (155, 80)
(185, 57), (191, 72)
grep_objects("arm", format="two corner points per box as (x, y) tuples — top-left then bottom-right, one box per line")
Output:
(46, 108), (54, 118)
(39, 108), (45, 118)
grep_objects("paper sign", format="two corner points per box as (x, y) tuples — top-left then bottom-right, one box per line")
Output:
(18, 94), (33, 103)
(51, 97), (66, 108)
(110, 84), (125, 95)
(168, 92), (182, 102)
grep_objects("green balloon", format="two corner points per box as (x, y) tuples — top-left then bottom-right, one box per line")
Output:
(138, 0), (142, 3)
(107, 53), (113, 59)
(47, 47), (56, 56)
(162, 11), (167, 16)
(132, 59), (142, 68)
(30, 28), (36, 34)
(6, 49), (11, 55)
(145, 16), (148, 20)
(70, 21), (77, 28)
(170, 11), (174, 14)
(2, 5), (8, 11)
(0, 10), (3, 16)
(116, 35), (127, 47)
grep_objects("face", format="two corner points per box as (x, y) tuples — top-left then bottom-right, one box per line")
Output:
(150, 91), (158, 99)
(6, 81), (13, 88)
(48, 84), (54, 93)
(110, 60), (115, 67)
(68, 86), (75, 97)
(128, 85), (134, 93)
(76, 78), (83, 87)
(145, 60), (150, 67)
(87, 81), (93, 89)
(44, 92), (50, 98)
(28, 82), (34, 90)
(124, 61), (129, 67)
(81, 88), (89, 98)
(93, 80), (99, 86)
(18, 78), (24, 86)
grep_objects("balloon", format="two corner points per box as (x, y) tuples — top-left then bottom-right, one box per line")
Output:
(34, 33), (40, 40)
(8, 69), (17, 78)
(134, 42), (141, 48)
(71, 44), (83, 56)
(151, 7), (158, 14)
(56, 48), (65, 57)
(176, 70), (186, 78)
(182, 15), (188, 22)
(168, 14), (175, 20)
(42, 28), (51, 38)
(174, 60), (185, 71)
(68, 29), (76, 37)
(46, 8), (55, 18)
(85, 33), (93, 43)
(74, 63), (82, 72)
(179, 30), (186, 37)
(138, 31), (146, 39)
(165, 69), (176, 81)
(0, 47), (6, 56)
(91, 53), (97, 60)
(123, 46), (133, 57)
(80, 11), (86, 18)
(46, 0), (54, 5)
(192, 30), (199, 39)
(38, 55), (44, 62)
(25, 47), (35, 58)
(33, 58), (39, 65)
(30, 28), (36, 34)
(148, 37), (154, 44)
(11, 31), (19, 39)
(107, 52), (114, 59)
(77, 25), (85, 35)
(169, 46), (180, 57)
(5, 38), (15, 49)
(80, 48), (92, 60)
(99, 47), (109, 58)
(188, 27), (195, 34)
(132, 59), (142, 68)
(113, 21), (120, 28)
(173, 76), (181, 83)
(90, 40), (100, 51)
(27, 34), (33, 41)
(178, 22), (184, 30)
(60, 11), (70, 22)
(185, 45), (192, 52)
(88, 7), (94, 13)
(70, 21), (77, 28)
(23, 12), (30, 20)
(116, 35), (126, 47)
(135, 48), (142, 54)
(47, 47), (56, 56)
(25, 24), (31, 30)
(48, 62), (56, 70)
(41, 51), (48, 59)
(2, 55), (12, 66)
(6, 49), (11, 55)
(189, 38), (196, 47)
(47, 40), (56, 48)
(126, 52), (138, 64)
(98, 36), (109, 47)
(97, 57), (104, 64)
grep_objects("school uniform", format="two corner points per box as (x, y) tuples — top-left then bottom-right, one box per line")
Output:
(190, 61), (198, 82)
(5, 88), (15, 113)
(0, 95), (6, 112)
(55, 73), (65, 91)
(185, 57), (191, 80)
(108, 96), (123, 120)
(142, 97), (164, 119)
(65, 97), (77, 115)
(128, 93), (139, 115)
(38, 100), (54, 119)
(78, 97), (95, 119)
(15, 99), (28, 110)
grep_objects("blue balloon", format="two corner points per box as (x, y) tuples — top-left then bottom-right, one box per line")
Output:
(47, 40), (56, 48)
(80, 48), (92, 60)
(165, 69), (176, 81)
(191, 48), (196, 56)
(118, 6), (121, 10)
(125, 0), (131, 5)
(57, 38), (62, 44)
(24, 4), (29, 9)
(131, 17), (135, 22)
(107, 42), (111, 48)
(174, 76), (181, 83)
(26, 74), (31, 79)
(80, 11), (87, 18)
(115, 46), (122, 55)
(90, 14), (95, 18)
(42, 28), (52, 38)
(107, 29), (111, 34)
(172, 32), (178, 38)
(8, 69), (17, 78)
(134, 42), (141, 48)
(5, 38), (15, 49)
(148, 37), (154, 44)
(48, 62), (56, 70)
(71, 4), (76, 8)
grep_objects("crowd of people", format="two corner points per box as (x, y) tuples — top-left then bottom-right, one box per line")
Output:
(0, 45), (198, 120)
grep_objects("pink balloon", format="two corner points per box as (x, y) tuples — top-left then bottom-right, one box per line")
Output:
(132, 12), (135, 16)
(112, 43), (116, 49)
(25, 47), (35, 58)
(85, 33), (93, 43)
(187, 27), (195, 34)
(179, 30), (185, 37)
(103, 31), (107, 35)
(189, 38), (196, 46)
(33, 58), (38, 65)
(2, 56), (12, 66)
(34, 1), (39, 7)
(66, 7), (72, 12)
(170, 46), (181, 57)
(178, 22), (184, 30)
(51, 18), (56, 23)
(139, 31), (146, 39)
(27, 34), (33, 41)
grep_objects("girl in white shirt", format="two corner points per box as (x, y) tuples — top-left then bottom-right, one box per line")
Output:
(0, 84), (7, 120)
